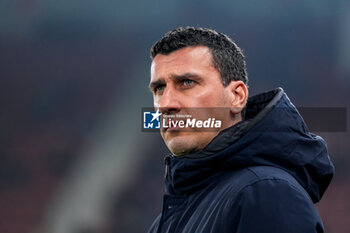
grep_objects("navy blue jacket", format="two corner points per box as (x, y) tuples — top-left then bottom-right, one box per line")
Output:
(148, 88), (334, 233)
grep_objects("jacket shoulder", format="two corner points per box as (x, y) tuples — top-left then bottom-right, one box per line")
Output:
(222, 166), (324, 233)
(222, 165), (309, 198)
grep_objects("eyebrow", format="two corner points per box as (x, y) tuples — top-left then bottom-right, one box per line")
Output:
(148, 73), (202, 91)
(148, 79), (165, 91)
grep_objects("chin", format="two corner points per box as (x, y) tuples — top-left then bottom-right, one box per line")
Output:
(166, 136), (198, 156)
(163, 130), (219, 156)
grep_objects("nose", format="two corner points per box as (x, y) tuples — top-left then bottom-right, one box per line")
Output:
(155, 87), (181, 115)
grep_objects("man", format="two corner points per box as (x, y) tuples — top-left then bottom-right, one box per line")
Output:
(147, 27), (334, 233)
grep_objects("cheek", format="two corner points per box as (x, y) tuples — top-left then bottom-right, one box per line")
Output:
(189, 89), (229, 107)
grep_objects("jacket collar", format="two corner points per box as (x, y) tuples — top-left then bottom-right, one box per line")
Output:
(164, 87), (334, 202)
(164, 88), (284, 195)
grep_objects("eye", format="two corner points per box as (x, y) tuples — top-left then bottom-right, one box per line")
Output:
(182, 79), (194, 86)
(154, 85), (165, 94)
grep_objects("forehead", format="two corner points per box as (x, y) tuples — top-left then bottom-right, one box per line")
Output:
(150, 46), (215, 80)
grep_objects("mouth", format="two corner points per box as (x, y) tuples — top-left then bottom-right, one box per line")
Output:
(162, 117), (183, 132)
(166, 125), (180, 132)
(162, 122), (179, 132)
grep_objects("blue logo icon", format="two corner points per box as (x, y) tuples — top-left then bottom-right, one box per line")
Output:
(143, 110), (161, 129)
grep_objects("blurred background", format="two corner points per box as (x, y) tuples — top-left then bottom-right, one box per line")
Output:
(0, 0), (349, 232)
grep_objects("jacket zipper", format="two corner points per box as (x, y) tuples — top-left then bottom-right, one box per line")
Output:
(164, 155), (171, 181)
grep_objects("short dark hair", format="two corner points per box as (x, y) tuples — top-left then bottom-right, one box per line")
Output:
(150, 26), (248, 86)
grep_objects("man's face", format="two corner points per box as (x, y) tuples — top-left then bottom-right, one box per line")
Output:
(150, 46), (238, 156)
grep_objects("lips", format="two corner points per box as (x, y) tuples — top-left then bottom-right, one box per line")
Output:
(167, 124), (180, 132)
(162, 118), (177, 132)
(162, 117), (184, 132)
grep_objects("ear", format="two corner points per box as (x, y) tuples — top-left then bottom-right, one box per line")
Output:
(227, 81), (248, 115)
